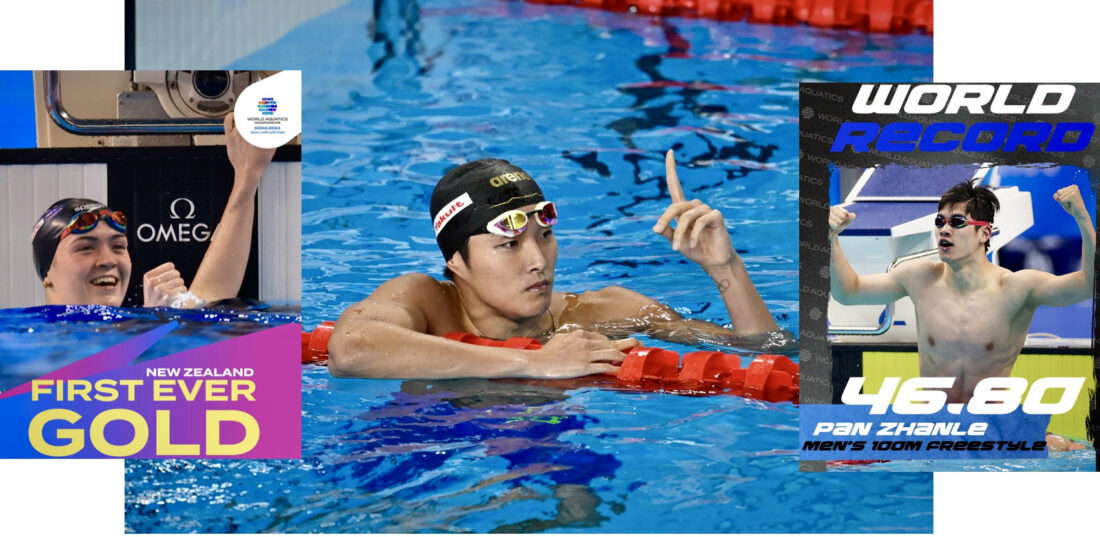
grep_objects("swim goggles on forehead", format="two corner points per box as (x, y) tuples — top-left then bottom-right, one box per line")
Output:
(934, 214), (989, 229)
(59, 209), (128, 240)
(486, 201), (558, 238)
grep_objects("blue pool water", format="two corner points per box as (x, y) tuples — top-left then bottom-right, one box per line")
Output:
(125, 0), (935, 532)
(129, 371), (937, 533)
(0, 306), (299, 392)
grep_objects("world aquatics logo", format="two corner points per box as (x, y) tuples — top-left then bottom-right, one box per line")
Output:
(258, 97), (277, 115)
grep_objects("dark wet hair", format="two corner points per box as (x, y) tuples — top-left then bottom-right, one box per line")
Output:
(938, 182), (1000, 252)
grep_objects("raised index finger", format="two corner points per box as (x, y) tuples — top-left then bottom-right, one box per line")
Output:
(665, 150), (685, 203)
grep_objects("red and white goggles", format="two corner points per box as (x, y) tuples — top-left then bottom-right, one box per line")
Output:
(485, 201), (558, 238)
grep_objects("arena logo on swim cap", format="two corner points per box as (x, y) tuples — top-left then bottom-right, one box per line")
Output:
(434, 192), (473, 236)
(488, 171), (533, 188)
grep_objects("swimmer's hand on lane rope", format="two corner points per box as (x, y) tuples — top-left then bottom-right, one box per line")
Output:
(1054, 184), (1088, 218)
(651, 150), (735, 269)
(828, 205), (856, 242)
(532, 330), (639, 378)
(142, 262), (197, 308)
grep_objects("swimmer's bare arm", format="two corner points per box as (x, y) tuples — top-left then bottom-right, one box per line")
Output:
(575, 286), (794, 351)
(187, 113), (277, 305)
(327, 274), (634, 379)
(828, 205), (909, 305)
(652, 150), (778, 335)
(1022, 185), (1095, 308)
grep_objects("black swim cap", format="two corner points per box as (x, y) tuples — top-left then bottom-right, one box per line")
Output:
(430, 159), (546, 261)
(30, 198), (113, 280)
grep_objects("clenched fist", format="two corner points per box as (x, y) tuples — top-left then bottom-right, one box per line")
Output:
(142, 262), (189, 307)
(828, 205), (856, 242)
(1054, 184), (1087, 219)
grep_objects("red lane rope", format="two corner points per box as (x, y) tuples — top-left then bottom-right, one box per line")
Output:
(303, 322), (798, 402)
(521, 0), (932, 34)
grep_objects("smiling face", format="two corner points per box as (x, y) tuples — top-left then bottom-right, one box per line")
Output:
(935, 202), (991, 262)
(44, 225), (131, 306)
(448, 204), (558, 321)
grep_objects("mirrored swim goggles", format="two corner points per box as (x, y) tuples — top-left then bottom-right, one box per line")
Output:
(486, 201), (558, 238)
(934, 214), (989, 229)
(59, 209), (128, 240)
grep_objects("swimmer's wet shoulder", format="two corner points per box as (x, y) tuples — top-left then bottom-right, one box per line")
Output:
(554, 286), (780, 349)
(554, 286), (664, 335)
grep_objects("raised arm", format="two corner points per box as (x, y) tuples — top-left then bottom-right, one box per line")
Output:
(327, 274), (634, 379)
(188, 113), (277, 303)
(1025, 185), (1095, 308)
(651, 150), (779, 336)
(828, 205), (908, 305)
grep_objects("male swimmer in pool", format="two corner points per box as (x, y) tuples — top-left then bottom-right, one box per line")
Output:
(328, 151), (794, 379)
(30, 113), (277, 308)
(829, 181), (1094, 404)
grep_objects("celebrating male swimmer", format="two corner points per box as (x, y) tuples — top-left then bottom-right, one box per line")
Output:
(829, 181), (1095, 403)
(30, 113), (277, 308)
(328, 151), (792, 379)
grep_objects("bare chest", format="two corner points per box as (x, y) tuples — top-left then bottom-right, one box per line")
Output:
(910, 278), (1033, 361)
